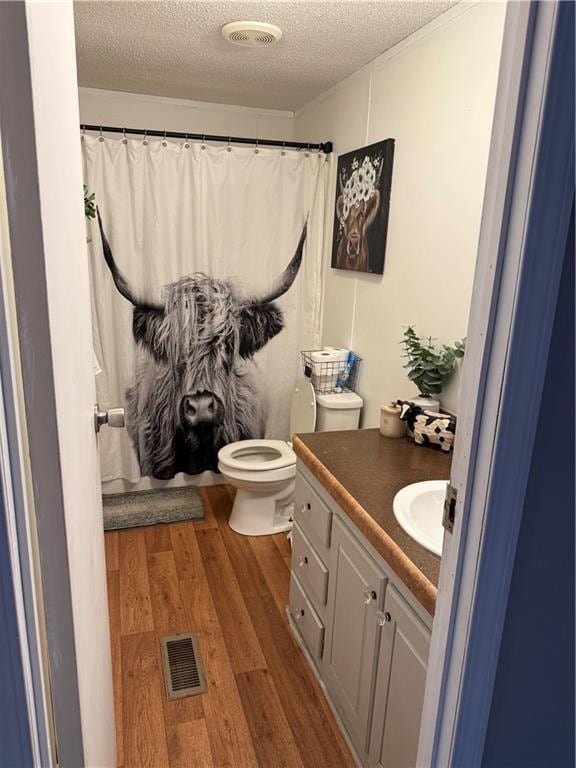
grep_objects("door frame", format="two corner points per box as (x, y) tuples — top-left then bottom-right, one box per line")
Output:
(0, 3), (83, 765)
(0, 2), (115, 766)
(0, 145), (56, 766)
(418, 1), (574, 764)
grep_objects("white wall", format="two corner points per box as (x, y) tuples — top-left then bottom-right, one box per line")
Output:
(294, 1), (506, 423)
(79, 2), (505, 429)
(79, 86), (294, 142)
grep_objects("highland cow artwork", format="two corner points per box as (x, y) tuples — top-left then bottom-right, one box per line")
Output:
(97, 210), (306, 480)
(332, 139), (395, 275)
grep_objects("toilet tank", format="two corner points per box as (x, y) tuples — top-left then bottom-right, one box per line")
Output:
(315, 392), (363, 432)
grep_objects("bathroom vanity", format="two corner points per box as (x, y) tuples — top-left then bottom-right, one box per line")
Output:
(288, 429), (451, 768)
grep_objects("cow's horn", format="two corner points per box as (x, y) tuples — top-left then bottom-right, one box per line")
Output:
(247, 222), (307, 305)
(97, 208), (163, 311)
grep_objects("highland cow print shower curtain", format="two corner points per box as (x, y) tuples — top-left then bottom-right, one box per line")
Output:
(83, 135), (328, 486)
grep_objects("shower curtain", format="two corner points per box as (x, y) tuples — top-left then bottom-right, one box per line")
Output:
(82, 135), (328, 486)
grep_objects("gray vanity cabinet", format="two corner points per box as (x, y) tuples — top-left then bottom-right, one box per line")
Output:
(369, 585), (430, 768)
(323, 516), (388, 756)
(289, 466), (432, 768)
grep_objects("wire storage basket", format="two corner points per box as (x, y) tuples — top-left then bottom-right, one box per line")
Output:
(301, 350), (362, 395)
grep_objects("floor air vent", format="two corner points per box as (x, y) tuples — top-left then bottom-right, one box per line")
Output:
(161, 633), (207, 700)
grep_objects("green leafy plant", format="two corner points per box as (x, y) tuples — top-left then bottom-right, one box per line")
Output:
(401, 326), (465, 397)
(84, 185), (96, 219)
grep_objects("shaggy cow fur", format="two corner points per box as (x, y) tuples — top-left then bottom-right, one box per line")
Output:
(97, 210), (306, 479)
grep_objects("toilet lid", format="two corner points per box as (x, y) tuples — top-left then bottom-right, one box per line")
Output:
(290, 377), (317, 435)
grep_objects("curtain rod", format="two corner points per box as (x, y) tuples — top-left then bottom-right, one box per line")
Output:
(80, 124), (333, 154)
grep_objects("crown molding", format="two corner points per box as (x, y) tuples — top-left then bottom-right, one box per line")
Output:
(78, 86), (294, 119)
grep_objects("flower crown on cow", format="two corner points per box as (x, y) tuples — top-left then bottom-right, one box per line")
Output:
(338, 154), (382, 224)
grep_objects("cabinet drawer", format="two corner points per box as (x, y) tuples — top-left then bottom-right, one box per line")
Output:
(294, 472), (332, 553)
(291, 524), (329, 610)
(289, 575), (325, 660)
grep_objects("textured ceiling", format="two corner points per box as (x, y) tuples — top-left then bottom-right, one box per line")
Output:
(74, 1), (457, 111)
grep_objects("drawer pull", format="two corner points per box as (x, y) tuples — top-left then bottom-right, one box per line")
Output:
(293, 608), (305, 621)
(298, 555), (309, 568)
(362, 586), (377, 605)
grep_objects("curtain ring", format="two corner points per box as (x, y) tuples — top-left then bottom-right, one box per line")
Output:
(143, 129), (148, 146)
(201, 133), (206, 150)
(122, 127), (127, 145)
(281, 141), (286, 156)
(99, 126), (104, 143)
(227, 137), (232, 152)
(184, 132), (190, 149)
(254, 138), (259, 155)
(162, 129), (167, 147)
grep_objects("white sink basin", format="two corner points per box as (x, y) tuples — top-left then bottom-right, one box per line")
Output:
(393, 480), (448, 557)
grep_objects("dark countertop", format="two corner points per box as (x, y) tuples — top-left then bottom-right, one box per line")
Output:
(293, 429), (452, 615)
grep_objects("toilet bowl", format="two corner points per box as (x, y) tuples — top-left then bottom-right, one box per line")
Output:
(218, 376), (363, 536)
(218, 440), (297, 536)
(218, 377), (316, 536)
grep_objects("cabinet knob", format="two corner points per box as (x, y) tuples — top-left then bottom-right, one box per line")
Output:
(300, 502), (311, 514)
(376, 611), (392, 626)
(293, 608), (305, 622)
(298, 555), (309, 568)
(362, 586), (377, 605)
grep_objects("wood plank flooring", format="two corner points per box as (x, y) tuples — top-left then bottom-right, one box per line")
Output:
(105, 484), (355, 768)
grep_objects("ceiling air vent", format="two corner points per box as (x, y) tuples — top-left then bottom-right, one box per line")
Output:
(222, 21), (283, 48)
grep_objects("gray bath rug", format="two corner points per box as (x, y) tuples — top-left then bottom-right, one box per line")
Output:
(102, 486), (205, 531)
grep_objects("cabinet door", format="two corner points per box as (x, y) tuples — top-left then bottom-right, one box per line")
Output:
(323, 516), (387, 756)
(369, 585), (431, 768)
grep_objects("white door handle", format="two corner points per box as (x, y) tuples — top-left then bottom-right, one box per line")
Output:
(94, 404), (125, 433)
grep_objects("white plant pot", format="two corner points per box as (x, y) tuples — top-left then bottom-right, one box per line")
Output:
(408, 395), (441, 413)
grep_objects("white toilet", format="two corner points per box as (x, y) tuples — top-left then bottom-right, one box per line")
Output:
(218, 377), (363, 536)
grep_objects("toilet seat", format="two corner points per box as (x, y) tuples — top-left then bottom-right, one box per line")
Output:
(218, 439), (296, 472)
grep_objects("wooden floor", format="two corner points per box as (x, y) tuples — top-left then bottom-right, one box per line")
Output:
(105, 484), (355, 768)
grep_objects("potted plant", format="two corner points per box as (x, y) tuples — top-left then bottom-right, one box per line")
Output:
(400, 326), (465, 411)
(84, 185), (96, 220)
(84, 185), (96, 243)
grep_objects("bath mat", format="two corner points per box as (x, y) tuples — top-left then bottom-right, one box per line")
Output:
(102, 486), (205, 531)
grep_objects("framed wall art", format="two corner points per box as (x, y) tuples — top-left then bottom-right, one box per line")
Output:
(331, 138), (395, 275)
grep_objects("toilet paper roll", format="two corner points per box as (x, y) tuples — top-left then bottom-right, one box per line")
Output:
(322, 346), (350, 362)
(310, 350), (345, 365)
(312, 349), (346, 387)
(310, 349), (347, 389)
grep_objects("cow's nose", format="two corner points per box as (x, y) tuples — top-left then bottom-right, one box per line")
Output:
(182, 392), (216, 427)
